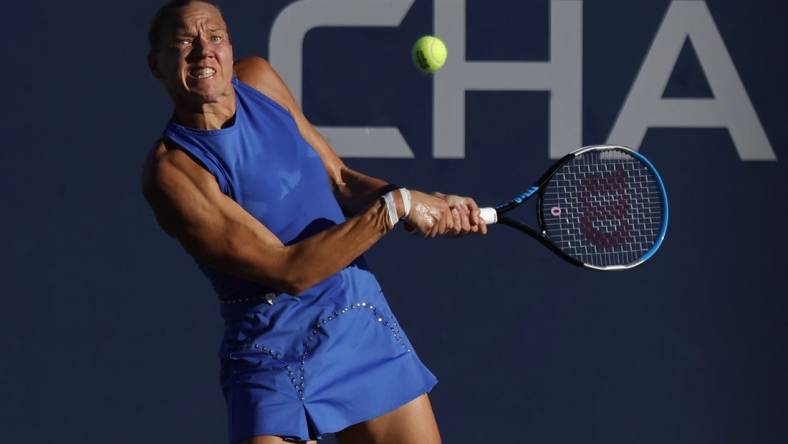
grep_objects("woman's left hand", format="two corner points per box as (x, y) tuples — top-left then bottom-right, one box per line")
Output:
(432, 192), (488, 237)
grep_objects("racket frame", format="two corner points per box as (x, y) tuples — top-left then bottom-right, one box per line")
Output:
(492, 145), (669, 271)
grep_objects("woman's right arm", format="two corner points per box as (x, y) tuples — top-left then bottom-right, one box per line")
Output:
(141, 141), (398, 295)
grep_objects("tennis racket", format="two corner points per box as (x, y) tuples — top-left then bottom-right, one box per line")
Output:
(479, 145), (668, 270)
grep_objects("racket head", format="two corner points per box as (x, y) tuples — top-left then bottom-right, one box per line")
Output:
(537, 145), (669, 270)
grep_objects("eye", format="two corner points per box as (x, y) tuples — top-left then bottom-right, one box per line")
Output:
(210, 35), (223, 44)
(174, 38), (192, 47)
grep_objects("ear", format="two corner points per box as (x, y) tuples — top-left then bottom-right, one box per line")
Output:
(148, 52), (162, 79)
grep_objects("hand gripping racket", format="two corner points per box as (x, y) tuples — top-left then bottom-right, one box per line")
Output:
(479, 145), (668, 270)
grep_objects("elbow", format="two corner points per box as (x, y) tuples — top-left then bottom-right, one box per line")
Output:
(272, 274), (306, 296)
(283, 283), (308, 297)
(277, 271), (313, 296)
(276, 250), (320, 296)
(210, 233), (318, 296)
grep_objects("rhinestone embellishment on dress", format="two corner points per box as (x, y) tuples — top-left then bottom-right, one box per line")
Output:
(227, 300), (411, 401)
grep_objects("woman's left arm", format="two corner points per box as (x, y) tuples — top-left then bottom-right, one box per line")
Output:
(234, 56), (485, 234)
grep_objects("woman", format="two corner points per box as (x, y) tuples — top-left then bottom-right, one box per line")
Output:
(142, 1), (486, 442)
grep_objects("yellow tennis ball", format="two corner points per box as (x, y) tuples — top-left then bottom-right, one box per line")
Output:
(412, 35), (447, 73)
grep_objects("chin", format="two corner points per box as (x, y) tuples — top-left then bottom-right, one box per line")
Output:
(192, 90), (222, 103)
(184, 84), (229, 104)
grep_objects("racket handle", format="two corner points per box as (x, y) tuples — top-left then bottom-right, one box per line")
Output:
(479, 207), (498, 225)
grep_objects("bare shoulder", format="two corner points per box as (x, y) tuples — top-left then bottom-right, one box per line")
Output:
(143, 140), (187, 193)
(142, 139), (216, 191)
(233, 56), (295, 112)
(141, 139), (172, 195)
(142, 139), (229, 240)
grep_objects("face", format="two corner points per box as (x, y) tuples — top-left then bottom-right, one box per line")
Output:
(150, 2), (234, 106)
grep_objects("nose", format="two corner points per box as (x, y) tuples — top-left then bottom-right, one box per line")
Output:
(187, 36), (213, 61)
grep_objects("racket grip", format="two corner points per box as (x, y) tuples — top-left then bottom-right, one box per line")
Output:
(479, 207), (498, 224)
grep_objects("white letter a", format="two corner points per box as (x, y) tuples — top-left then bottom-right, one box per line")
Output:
(608, 1), (775, 160)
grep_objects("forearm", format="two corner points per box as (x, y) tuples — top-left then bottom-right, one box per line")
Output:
(282, 198), (393, 292)
(289, 103), (398, 214)
(334, 166), (399, 215)
(196, 198), (394, 295)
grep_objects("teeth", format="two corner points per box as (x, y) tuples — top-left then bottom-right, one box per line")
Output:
(191, 68), (216, 79)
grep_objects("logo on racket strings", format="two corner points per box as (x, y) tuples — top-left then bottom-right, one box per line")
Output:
(578, 169), (630, 248)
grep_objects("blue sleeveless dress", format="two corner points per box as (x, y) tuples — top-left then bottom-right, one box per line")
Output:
(163, 78), (437, 443)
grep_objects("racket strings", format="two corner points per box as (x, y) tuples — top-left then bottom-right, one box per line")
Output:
(541, 150), (665, 267)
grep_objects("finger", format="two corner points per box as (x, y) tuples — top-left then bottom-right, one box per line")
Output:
(436, 208), (449, 236)
(429, 220), (441, 237)
(422, 217), (434, 237)
(460, 209), (471, 233)
(479, 220), (488, 235)
(440, 202), (452, 229)
(465, 198), (481, 226)
(423, 210), (439, 237)
(443, 204), (454, 234)
(455, 202), (470, 218)
(451, 208), (462, 236)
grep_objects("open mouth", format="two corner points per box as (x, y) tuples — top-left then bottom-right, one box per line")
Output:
(189, 67), (216, 79)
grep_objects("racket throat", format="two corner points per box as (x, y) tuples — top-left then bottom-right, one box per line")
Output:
(498, 216), (584, 267)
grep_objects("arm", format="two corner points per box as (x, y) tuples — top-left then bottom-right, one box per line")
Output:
(233, 56), (484, 236)
(233, 57), (403, 214)
(142, 140), (393, 295)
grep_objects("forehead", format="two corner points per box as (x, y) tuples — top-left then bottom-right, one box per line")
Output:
(167, 2), (227, 32)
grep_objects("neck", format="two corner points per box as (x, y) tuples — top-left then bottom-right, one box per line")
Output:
(173, 88), (237, 130)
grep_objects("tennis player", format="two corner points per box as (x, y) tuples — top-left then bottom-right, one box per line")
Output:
(142, 1), (486, 443)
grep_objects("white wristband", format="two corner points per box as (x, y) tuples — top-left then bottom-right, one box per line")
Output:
(398, 188), (411, 217)
(381, 192), (399, 228)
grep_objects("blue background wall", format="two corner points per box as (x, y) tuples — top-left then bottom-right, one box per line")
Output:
(1, 0), (786, 442)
